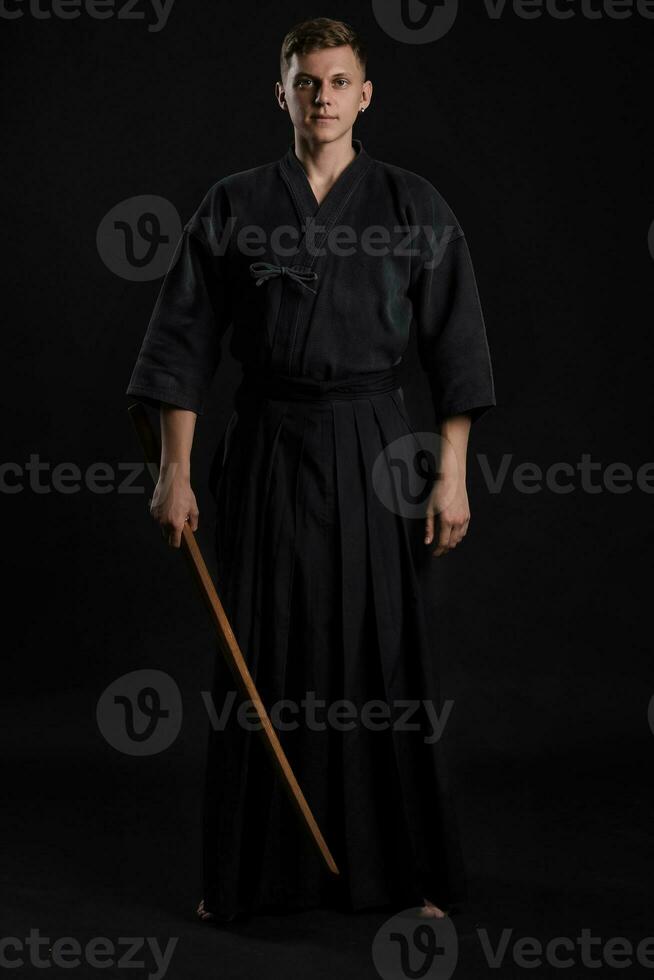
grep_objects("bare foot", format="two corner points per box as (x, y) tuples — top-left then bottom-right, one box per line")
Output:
(196, 899), (216, 922)
(418, 896), (448, 918)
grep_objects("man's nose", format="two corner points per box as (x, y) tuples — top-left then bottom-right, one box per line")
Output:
(313, 83), (331, 105)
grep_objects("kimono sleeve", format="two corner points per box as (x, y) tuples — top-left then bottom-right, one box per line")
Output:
(126, 204), (231, 415)
(410, 225), (496, 426)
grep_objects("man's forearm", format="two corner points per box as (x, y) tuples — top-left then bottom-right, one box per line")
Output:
(160, 404), (197, 479)
(438, 414), (471, 479)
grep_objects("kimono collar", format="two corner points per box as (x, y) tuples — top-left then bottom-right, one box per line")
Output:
(279, 138), (372, 221)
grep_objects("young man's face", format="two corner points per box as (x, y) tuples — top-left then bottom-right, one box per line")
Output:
(277, 45), (372, 145)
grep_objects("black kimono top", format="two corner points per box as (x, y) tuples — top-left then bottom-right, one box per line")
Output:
(126, 138), (496, 425)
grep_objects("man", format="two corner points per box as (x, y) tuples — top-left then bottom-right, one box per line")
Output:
(127, 16), (495, 922)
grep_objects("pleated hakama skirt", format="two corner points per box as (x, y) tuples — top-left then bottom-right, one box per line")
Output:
(202, 366), (467, 919)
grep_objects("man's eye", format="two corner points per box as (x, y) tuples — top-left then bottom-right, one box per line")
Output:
(334, 79), (349, 87)
(297, 79), (313, 87)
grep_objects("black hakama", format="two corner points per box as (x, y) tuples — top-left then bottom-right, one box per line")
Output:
(126, 139), (496, 918)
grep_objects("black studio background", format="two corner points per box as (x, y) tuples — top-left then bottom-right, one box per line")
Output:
(2, 3), (653, 978)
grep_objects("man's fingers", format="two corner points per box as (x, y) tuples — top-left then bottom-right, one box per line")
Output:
(433, 515), (471, 556)
(426, 513), (469, 554)
(168, 523), (183, 549)
(432, 521), (453, 557)
(154, 510), (198, 545)
(449, 517), (470, 548)
(424, 512), (434, 545)
(159, 518), (186, 549)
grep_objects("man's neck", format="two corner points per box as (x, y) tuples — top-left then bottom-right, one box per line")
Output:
(292, 130), (357, 199)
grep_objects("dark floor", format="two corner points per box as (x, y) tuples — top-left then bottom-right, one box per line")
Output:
(3, 689), (652, 979)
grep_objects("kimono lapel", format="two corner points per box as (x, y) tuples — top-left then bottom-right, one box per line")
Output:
(271, 139), (373, 374)
(280, 138), (372, 235)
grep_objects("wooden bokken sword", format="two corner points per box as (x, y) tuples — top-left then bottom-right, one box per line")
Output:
(128, 401), (340, 877)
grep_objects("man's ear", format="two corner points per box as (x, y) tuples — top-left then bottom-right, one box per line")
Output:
(275, 82), (286, 110)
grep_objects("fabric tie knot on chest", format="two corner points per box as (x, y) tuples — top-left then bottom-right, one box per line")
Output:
(249, 261), (318, 294)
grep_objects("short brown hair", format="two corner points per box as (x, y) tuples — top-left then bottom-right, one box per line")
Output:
(280, 17), (367, 80)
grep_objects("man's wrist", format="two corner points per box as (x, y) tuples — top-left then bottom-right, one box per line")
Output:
(160, 460), (191, 480)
